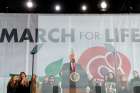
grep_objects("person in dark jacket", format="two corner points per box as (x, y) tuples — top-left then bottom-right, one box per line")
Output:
(41, 75), (61, 93)
(60, 52), (89, 89)
(104, 72), (117, 93)
(7, 75), (18, 93)
(17, 72), (30, 93)
(88, 78), (96, 93)
(129, 71), (140, 93)
(118, 75), (130, 93)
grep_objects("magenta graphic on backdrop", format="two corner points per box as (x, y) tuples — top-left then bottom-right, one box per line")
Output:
(78, 47), (131, 80)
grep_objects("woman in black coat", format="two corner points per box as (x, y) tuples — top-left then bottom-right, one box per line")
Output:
(17, 72), (30, 93)
(7, 75), (18, 93)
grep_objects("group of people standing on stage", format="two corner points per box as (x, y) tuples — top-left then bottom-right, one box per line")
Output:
(88, 71), (140, 93)
(7, 72), (38, 93)
(7, 70), (140, 93)
(6, 51), (140, 93)
(7, 72), (60, 93)
(7, 71), (140, 93)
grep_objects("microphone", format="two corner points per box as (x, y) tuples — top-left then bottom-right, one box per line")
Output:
(30, 43), (43, 54)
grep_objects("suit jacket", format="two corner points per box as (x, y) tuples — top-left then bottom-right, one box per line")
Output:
(60, 62), (89, 88)
(41, 82), (61, 93)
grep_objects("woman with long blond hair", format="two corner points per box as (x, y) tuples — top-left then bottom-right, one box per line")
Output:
(30, 74), (40, 93)
(7, 75), (18, 93)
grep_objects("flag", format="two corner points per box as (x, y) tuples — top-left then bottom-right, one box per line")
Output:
(45, 58), (63, 81)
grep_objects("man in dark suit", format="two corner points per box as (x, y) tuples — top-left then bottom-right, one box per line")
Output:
(130, 71), (140, 93)
(41, 75), (61, 93)
(60, 52), (89, 91)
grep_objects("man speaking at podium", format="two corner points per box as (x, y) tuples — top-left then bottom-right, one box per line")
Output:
(60, 51), (89, 93)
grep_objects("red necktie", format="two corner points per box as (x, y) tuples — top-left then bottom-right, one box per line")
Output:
(72, 63), (76, 72)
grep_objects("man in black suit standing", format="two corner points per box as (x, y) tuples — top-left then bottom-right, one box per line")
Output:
(60, 52), (89, 93)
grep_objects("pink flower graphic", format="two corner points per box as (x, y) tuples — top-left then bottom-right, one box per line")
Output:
(78, 47), (131, 80)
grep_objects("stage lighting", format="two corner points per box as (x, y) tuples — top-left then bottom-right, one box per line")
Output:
(54, 4), (61, 12)
(101, 1), (107, 9)
(81, 4), (87, 11)
(26, 1), (34, 9)
(98, 0), (109, 11)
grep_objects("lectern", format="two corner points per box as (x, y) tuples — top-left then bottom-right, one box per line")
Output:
(61, 64), (89, 93)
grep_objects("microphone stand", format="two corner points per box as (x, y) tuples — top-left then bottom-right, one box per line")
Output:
(31, 52), (35, 76)
(30, 44), (43, 76)
(30, 44), (43, 93)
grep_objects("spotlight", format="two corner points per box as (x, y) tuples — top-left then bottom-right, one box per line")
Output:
(26, 1), (34, 9)
(54, 4), (61, 12)
(98, 0), (109, 11)
(81, 4), (87, 12)
(101, 1), (107, 9)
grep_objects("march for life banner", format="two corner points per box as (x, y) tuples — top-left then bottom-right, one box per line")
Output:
(1, 14), (140, 93)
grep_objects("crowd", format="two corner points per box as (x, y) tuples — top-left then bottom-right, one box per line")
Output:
(88, 71), (140, 93)
(7, 71), (140, 93)
(7, 72), (60, 93)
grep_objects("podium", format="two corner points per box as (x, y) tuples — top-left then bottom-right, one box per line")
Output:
(61, 63), (89, 93)
(63, 88), (87, 93)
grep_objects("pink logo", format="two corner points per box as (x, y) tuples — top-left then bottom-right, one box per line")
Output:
(78, 47), (131, 80)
